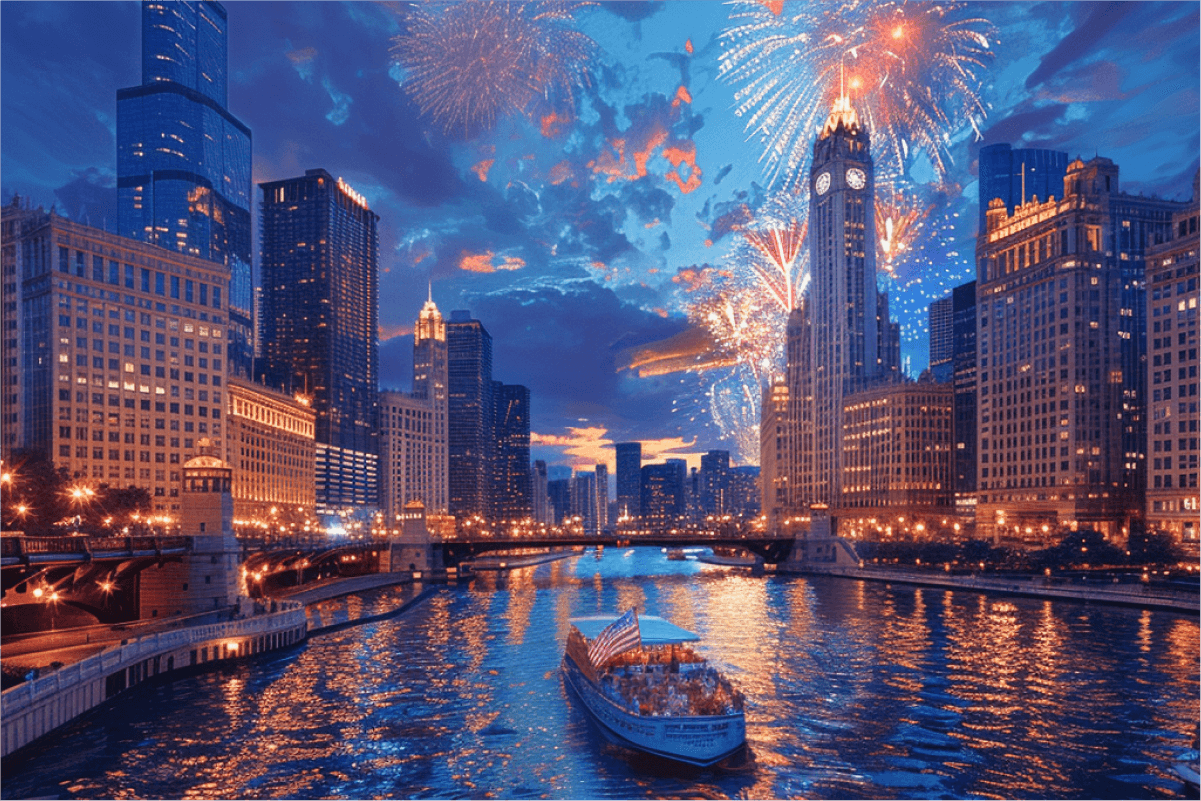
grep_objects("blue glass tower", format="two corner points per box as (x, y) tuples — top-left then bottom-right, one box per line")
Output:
(977, 143), (1068, 235)
(117, 0), (253, 378)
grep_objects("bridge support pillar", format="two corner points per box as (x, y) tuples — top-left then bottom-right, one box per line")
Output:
(780, 514), (862, 569)
(382, 500), (443, 574)
(139, 443), (245, 619)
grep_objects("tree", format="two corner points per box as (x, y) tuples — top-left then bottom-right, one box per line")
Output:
(1, 449), (71, 535)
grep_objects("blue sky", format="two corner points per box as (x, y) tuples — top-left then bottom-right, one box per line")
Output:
(3, 1), (1198, 472)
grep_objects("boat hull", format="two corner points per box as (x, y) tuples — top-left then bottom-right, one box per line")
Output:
(561, 657), (746, 767)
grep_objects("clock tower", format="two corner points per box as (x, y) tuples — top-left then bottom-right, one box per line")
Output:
(799, 92), (880, 506)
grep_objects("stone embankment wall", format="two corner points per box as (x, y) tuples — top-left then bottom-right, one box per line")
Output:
(1, 603), (306, 758)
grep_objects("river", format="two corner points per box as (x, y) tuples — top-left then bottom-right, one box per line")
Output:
(3, 547), (1198, 799)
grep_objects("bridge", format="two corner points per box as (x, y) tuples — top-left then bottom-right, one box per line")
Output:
(432, 529), (796, 567)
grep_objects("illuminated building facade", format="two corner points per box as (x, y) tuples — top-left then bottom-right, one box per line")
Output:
(758, 377), (790, 527)
(1145, 176), (1199, 551)
(572, 469), (599, 534)
(700, 450), (731, 516)
(380, 297), (449, 523)
(2, 205), (230, 516)
(447, 311), (493, 518)
(976, 157), (1182, 544)
(788, 93), (898, 513)
(640, 460), (685, 527)
(615, 441), (642, 521)
(225, 377), (315, 521)
(380, 390), (446, 523)
(978, 143), (1068, 235)
(259, 168), (379, 512)
(840, 381), (953, 515)
(117, 0), (253, 379)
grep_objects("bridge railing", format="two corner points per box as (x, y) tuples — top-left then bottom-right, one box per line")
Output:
(1, 535), (191, 560)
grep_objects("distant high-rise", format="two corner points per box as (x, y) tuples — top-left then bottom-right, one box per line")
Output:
(117, 0), (253, 378)
(494, 383), (532, 520)
(951, 280), (978, 513)
(259, 169), (380, 512)
(447, 311), (493, 518)
(379, 299), (448, 521)
(977, 143), (1068, 235)
(928, 294), (954, 383)
(976, 156), (1181, 544)
(700, 450), (731, 516)
(614, 442), (642, 521)
(532, 460), (550, 524)
(641, 461), (685, 526)
(594, 463), (609, 532)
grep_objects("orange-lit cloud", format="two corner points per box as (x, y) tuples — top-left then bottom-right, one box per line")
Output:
(531, 426), (704, 472)
(760, 0), (784, 16)
(459, 250), (524, 273)
(378, 323), (413, 342)
(460, 251), (496, 273)
(470, 159), (494, 182)
(685, 39), (694, 55)
(672, 86), (692, 107)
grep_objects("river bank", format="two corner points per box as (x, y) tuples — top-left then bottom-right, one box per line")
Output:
(782, 563), (1199, 614)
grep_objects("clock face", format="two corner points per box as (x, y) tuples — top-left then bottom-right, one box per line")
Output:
(815, 172), (831, 195)
(846, 167), (866, 190)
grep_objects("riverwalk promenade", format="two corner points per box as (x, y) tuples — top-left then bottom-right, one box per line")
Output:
(785, 563), (1200, 614)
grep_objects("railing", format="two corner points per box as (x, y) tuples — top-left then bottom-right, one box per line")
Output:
(1, 600), (306, 715)
(1, 535), (191, 561)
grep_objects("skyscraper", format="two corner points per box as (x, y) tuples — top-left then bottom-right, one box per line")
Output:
(117, 0), (253, 378)
(259, 169), (379, 512)
(494, 383), (532, 520)
(1144, 173), (1199, 553)
(796, 92), (883, 507)
(447, 311), (493, 518)
(379, 298), (448, 521)
(700, 450), (731, 516)
(614, 441), (642, 521)
(928, 294), (954, 383)
(976, 156), (1181, 544)
(951, 280), (978, 515)
(977, 143), (1068, 235)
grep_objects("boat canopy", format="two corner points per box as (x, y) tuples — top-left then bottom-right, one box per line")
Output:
(570, 614), (700, 645)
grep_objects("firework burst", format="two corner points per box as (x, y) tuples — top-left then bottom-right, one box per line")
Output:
(874, 183), (931, 275)
(719, 0), (995, 189)
(391, 1), (597, 136)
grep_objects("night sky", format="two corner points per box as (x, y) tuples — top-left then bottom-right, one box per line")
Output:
(3, 1), (1198, 475)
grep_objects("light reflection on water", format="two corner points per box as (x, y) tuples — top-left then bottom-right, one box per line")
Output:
(3, 548), (1197, 800)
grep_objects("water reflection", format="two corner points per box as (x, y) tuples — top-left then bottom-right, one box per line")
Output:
(2, 549), (1197, 800)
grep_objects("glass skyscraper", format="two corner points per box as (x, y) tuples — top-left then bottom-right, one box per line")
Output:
(259, 169), (380, 513)
(977, 143), (1068, 235)
(117, 0), (253, 379)
(447, 311), (493, 519)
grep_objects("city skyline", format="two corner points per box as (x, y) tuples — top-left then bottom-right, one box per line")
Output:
(2, 1), (1198, 473)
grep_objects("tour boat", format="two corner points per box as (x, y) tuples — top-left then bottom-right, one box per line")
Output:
(562, 611), (747, 766)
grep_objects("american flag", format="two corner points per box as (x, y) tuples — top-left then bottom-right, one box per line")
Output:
(587, 608), (642, 668)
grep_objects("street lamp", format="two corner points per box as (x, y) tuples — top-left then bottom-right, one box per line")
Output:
(0, 473), (12, 528)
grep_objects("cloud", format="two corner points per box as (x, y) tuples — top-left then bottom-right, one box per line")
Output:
(531, 425), (704, 472)
(1024, 3), (1134, 90)
(602, 2), (665, 22)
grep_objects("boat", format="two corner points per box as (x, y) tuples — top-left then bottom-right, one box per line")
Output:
(665, 548), (688, 561)
(562, 611), (747, 766)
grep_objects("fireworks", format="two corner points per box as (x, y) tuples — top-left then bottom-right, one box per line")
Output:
(874, 184), (931, 275)
(719, 0), (995, 189)
(391, 1), (597, 136)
